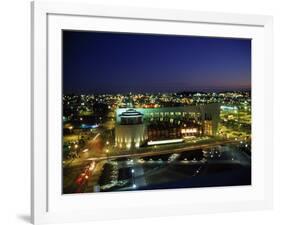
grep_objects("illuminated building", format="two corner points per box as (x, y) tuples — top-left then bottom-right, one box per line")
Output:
(115, 103), (220, 149)
(115, 109), (148, 149)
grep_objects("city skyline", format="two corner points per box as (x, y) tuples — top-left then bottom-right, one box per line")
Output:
(63, 31), (251, 94)
(62, 31), (252, 193)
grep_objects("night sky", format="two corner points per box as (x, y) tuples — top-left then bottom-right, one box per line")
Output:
(63, 31), (251, 94)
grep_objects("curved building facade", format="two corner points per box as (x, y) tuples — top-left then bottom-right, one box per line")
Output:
(115, 109), (148, 149)
(115, 104), (220, 150)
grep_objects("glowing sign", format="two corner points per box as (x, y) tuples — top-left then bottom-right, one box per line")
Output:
(181, 128), (198, 134)
(147, 139), (183, 146)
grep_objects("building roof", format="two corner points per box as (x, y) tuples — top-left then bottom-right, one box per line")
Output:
(119, 108), (143, 118)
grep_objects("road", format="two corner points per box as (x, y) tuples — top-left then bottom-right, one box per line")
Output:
(63, 132), (105, 167)
(63, 136), (248, 193)
(84, 160), (107, 193)
(86, 138), (246, 161)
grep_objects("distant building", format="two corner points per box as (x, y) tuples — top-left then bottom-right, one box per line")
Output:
(115, 103), (220, 149)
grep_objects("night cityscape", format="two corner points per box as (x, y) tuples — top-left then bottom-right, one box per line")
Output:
(62, 31), (251, 194)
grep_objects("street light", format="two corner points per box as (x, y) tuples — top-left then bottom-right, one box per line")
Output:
(105, 149), (109, 159)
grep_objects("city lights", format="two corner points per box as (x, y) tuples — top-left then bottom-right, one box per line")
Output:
(63, 87), (251, 194)
(62, 31), (251, 194)
(181, 128), (198, 134)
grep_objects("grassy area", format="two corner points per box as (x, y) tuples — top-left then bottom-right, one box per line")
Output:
(64, 134), (81, 143)
(79, 110), (94, 116)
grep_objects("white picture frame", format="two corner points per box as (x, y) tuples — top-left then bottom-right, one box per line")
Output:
(31, 1), (273, 224)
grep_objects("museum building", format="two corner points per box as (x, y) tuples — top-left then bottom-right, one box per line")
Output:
(115, 109), (148, 149)
(115, 103), (220, 149)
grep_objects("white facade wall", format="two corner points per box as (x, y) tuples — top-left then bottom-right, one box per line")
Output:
(115, 124), (147, 149)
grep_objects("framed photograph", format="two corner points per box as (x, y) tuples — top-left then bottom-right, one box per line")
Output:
(31, 1), (273, 224)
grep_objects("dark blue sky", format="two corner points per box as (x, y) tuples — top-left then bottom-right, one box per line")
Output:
(63, 30), (251, 94)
